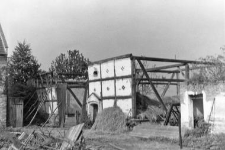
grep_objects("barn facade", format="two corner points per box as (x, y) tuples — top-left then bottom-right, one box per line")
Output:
(87, 55), (135, 120)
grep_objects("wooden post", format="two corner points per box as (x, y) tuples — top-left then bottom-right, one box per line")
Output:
(131, 57), (136, 117)
(176, 72), (180, 96)
(185, 64), (189, 85)
(81, 84), (88, 123)
(56, 83), (67, 128)
(179, 110), (183, 149)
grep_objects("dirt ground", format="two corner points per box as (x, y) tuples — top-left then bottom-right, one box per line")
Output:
(84, 130), (191, 150)
(0, 125), (195, 150)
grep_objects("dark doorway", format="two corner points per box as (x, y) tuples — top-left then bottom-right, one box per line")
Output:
(91, 104), (98, 122)
(190, 94), (204, 127)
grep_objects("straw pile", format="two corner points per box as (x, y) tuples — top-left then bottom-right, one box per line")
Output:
(91, 106), (126, 133)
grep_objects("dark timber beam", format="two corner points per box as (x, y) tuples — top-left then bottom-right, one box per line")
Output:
(59, 74), (82, 108)
(67, 87), (82, 108)
(185, 64), (190, 85)
(133, 56), (211, 64)
(137, 59), (167, 112)
(145, 70), (180, 73)
(136, 63), (185, 72)
(137, 78), (185, 82)
(139, 82), (178, 85)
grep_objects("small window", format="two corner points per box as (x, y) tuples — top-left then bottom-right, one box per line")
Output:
(93, 70), (98, 77)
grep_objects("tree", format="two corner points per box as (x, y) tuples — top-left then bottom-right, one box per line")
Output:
(8, 41), (41, 84)
(50, 50), (89, 79)
(190, 48), (225, 84)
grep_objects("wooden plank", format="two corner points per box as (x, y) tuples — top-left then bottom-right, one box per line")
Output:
(60, 123), (84, 150)
(16, 99), (23, 127)
(137, 59), (167, 112)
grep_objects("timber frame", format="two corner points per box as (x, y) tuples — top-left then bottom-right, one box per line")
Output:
(26, 72), (88, 127)
(89, 53), (211, 118)
(26, 53), (211, 127)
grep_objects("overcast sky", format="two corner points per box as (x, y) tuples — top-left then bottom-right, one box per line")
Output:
(0, 0), (224, 70)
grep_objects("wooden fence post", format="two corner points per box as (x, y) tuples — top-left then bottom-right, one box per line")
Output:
(57, 83), (67, 128)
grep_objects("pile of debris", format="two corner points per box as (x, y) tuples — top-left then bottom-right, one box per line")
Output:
(91, 106), (127, 133)
(4, 123), (85, 150)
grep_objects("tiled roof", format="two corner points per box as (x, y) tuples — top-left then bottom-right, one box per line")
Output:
(0, 24), (8, 55)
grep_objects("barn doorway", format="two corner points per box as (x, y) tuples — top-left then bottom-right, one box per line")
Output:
(189, 94), (204, 128)
(90, 104), (98, 122)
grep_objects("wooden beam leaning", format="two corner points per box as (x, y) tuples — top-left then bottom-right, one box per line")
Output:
(161, 73), (175, 98)
(67, 87), (82, 108)
(137, 59), (167, 112)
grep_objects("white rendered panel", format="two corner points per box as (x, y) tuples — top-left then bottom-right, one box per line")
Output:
(117, 99), (132, 116)
(115, 58), (132, 77)
(103, 99), (114, 109)
(89, 82), (101, 97)
(116, 78), (132, 96)
(88, 64), (101, 80)
(102, 80), (115, 97)
(101, 60), (114, 79)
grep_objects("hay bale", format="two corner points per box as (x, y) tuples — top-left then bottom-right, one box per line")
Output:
(91, 107), (126, 133)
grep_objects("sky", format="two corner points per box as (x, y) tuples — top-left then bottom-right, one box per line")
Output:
(0, 0), (224, 70)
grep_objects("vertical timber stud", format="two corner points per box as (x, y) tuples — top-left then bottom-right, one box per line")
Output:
(56, 83), (67, 128)
(185, 64), (189, 85)
(131, 57), (136, 117)
(176, 72), (180, 96)
(114, 59), (117, 106)
(81, 83), (88, 123)
(137, 59), (167, 112)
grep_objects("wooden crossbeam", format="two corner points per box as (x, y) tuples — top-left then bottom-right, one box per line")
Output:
(139, 82), (178, 85)
(137, 78), (185, 82)
(133, 56), (210, 64)
(136, 63), (185, 72)
(137, 59), (167, 112)
(144, 70), (180, 73)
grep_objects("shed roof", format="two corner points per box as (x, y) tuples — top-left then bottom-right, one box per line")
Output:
(0, 24), (8, 56)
